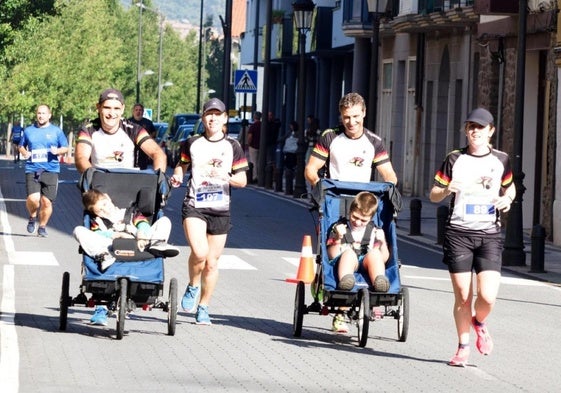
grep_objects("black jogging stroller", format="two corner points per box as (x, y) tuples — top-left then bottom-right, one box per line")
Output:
(59, 168), (178, 339)
(292, 179), (409, 347)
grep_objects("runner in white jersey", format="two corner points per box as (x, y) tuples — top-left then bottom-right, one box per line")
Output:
(429, 108), (516, 367)
(304, 92), (398, 333)
(170, 98), (249, 325)
(305, 92), (397, 186)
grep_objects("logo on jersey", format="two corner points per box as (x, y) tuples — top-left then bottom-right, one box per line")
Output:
(478, 176), (493, 190)
(349, 157), (364, 167)
(209, 158), (223, 168)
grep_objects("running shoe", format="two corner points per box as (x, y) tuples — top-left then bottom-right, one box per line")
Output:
(373, 275), (390, 292)
(332, 314), (349, 334)
(337, 274), (355, 290)
(472, 317), (493, 355)
(448, 345), (470, 367)
(37, 226), (48, 237)
(195, 305), (212, 325)
(90, 306), (108, 326)
(181, 285), (200, 313)
(27, 218), (37, 234)
(100, 254), (116, 272)
(148, 241), (180, 258)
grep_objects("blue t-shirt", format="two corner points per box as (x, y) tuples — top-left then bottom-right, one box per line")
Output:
(20, 123), (69, 174)
(11, 126), (23, 143)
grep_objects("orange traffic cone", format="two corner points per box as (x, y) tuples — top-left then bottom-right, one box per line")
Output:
(286, 235), (315, 284)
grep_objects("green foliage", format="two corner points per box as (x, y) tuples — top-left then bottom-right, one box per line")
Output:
(0, 0), (217, 129)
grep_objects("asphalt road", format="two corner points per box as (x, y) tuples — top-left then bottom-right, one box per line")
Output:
(1, 160), (560, 392)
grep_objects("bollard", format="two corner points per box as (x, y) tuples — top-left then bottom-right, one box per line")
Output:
(265, 163), (274, 189)
(436, 205), (449, 245)
(274, 169), (283, 192)
(409, 198), (422, 236)
(248, 163), (254, 184)
(530, 224), (546, 273)
(285, 168), (294, 195)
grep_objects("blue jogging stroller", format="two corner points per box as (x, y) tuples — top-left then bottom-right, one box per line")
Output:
(59, 168), (178, 339)
(292, 179), (409, 347)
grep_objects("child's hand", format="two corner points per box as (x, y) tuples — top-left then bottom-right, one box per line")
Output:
(137, 239), (149, 252)
(334, 224), (346, 239)
(170, 174), (182, 188)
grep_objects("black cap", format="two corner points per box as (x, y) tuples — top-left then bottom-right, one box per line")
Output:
(202, 98), (226, 114)
(465, 108), (494, 126)
(99, 88), (124, 104)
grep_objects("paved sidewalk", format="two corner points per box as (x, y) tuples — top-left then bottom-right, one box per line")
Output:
(250, 180), (561, 286)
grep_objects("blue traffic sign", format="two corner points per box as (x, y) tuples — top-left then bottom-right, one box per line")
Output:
(234, 70), (258, 93)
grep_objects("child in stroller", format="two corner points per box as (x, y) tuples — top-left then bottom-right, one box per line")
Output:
(74, 188), (179, 271)
(73, 188), (179, 326)
(326, 191), (391, 333)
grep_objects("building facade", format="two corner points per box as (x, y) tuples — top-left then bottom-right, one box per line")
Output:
(238, 0), (559, 243)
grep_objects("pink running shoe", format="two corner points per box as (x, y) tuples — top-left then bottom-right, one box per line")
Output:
(472, 317), (493, 355)
(448, 345), (470, 367)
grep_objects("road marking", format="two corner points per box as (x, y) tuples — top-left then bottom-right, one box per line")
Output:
(0, 265), (19, 393)
(9, 251), (58, 266)
(0, 185), (19, 393)
(404, 274), (548, 287)
(219, 255), (257, 270)
(240, 249), (258, 257)
(283, 256), (301, 267)
(0, 197), (27, 203)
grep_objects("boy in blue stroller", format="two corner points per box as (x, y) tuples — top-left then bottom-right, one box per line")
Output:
(326, 191), (390, 333)
(293, 179), (408, 347)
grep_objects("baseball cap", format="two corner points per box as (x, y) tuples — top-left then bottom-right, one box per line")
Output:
(465, 108), (494, 126)
(98, 88), (124, 104)
(202, 98), (226, 114)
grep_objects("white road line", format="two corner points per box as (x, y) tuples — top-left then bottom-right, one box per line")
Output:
(240, 248), (258, 257)
(282, 256), (301, 267)
(9, 251), (58, 266)
(0, 185), (19, 392)
(219, 254), (257, 270)
(403, 274), (549, 287)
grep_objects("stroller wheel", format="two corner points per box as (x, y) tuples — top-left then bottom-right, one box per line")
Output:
(59, 272), (70, 331)
(397, 287), (410, 342)
(167, 278), (178, 336)
(116, 278), (128, 340)
(293, 281), (305, 337)
(357, 288), (370, 347)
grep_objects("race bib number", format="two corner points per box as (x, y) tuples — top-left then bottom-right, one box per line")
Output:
(31, 148), (48, 163)
(194, 184), (225, 208)
(463, 196), (496, 222)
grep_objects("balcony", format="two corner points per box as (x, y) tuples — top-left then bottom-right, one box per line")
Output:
(392, 0), (478, 34)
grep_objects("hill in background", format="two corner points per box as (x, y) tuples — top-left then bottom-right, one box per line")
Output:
(122, 0), (226, 31)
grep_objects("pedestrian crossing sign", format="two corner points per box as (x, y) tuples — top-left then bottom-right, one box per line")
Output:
(234, 70), (258, 93)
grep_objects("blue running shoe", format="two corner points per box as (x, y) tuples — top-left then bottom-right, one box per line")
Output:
(181, 285), (199, 312)
(90, 306), (108, 326)
(26, 218), (37, 234)
(37, 226), (48, 237)
(195, 305), (211, 325)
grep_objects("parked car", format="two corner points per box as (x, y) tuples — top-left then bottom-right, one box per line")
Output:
(153, 122), (168, 144)
(168, 117), (251, 167)
(192, 117), (249, 141)
(168, 113), (200, 141)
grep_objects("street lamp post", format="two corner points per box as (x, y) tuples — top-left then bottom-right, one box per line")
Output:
(502, 0), (528, 266)
(136, 0), (144, 103)
(292, 0), (315, 198)
(157, 81), (173, 122)
(366, 0), (387, 132)
(196, 0), (204, 114)
(136, 2), (164, 106)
